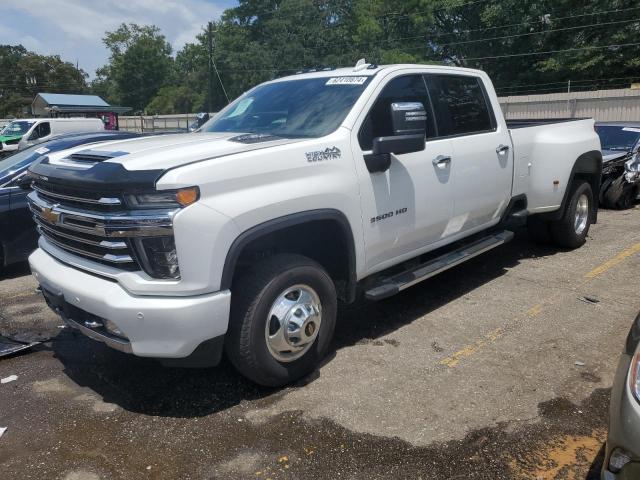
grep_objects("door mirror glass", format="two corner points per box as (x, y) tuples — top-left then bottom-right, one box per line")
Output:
(390, 102), (427, 136)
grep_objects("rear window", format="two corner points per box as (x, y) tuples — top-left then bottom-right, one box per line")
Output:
(426, 75), (495, 137)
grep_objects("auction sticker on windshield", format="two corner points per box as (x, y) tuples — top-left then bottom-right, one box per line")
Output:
(326, 77), (368, 86)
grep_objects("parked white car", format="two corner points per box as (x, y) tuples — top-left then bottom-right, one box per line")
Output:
(13, 118), (104, 152)
(26, 63), (602, 386)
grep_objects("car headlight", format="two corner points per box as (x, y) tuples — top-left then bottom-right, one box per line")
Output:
(630, 345), (640, 404)
(126, 186), (199, 209)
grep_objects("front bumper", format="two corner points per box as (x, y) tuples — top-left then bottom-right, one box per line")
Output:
(1, 142), (18, 152)
(602, 353), (640, 479)
(29, 247), (231, 358)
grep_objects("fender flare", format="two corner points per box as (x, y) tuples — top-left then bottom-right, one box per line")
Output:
(220, 209), (358, 301)
(539, 150), (602, 222)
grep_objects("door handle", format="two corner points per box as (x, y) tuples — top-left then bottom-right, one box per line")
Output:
(432, 155), (452, 168)
(496, 144), (510, 155)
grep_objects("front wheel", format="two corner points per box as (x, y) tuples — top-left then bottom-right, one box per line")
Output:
(549, 181), (594, 249)
(225, 254), (337, 387)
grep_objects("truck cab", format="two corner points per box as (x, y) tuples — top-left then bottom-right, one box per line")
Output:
(26, 63), (601, 386)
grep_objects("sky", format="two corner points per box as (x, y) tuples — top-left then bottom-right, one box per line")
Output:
(0, 0), (238, 78)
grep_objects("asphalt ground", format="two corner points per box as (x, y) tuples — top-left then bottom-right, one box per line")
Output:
(1, 205), (639, 480)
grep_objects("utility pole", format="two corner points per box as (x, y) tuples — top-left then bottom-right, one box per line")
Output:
(207, 21), (214, 113)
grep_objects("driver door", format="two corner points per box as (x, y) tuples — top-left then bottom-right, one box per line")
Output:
(351, 73), (455, 274)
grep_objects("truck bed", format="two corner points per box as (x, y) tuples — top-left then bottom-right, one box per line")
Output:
(506, 118), (589, 129)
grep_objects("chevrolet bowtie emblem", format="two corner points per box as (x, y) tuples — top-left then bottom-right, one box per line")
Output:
(41, 205), (61, 225)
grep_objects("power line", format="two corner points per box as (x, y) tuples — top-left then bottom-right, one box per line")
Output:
(287, 6), (640, 55)
(437, 18), (640, 48)
(463, 42), (640, 62)
(495, 75), (640, 92)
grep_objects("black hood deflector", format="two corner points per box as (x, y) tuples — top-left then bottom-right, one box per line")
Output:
(28, 157), (165, 193)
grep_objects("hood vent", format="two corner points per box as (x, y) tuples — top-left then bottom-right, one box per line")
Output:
(67, 149), (128, 163)
(53, 149), (129, 169)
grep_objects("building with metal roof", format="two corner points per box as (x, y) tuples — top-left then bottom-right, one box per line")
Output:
(31, 93), (132, 130)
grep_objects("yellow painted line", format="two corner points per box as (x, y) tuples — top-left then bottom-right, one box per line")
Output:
(440, 327), (503, 368)
(585, 242), (640, 279)
(441, 241), (640, 368)
(526, 304), (543, 317)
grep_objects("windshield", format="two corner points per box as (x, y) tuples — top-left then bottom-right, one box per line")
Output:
(595, 125), (640, 151)
(202, 76), (372, 138)
(1, 120), (34, 136)
(0, 144), (44, 183)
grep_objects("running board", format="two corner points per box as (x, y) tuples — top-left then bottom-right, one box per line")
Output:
(365, 230), (514, 301)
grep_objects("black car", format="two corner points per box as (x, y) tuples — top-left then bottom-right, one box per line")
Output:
(0, 131), (144, 268)
(595, 122), (640, 209)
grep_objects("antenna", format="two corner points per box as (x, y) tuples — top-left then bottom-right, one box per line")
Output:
(353, 58), (370, 72)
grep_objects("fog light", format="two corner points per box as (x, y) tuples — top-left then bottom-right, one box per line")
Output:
(134, 236), (181, 279)
(609, 448), (633, 473)
(103, 319), (126, 339)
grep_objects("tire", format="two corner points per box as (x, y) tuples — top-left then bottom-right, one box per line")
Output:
(526, 215), (552, 244)
(225, 254), (337, 387)
(549, 181), (593, 249)
(604, 176), (637, 210)
(599, 176), (614, 206)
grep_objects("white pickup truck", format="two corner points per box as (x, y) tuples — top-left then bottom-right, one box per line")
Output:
(26, 63), (602, 386)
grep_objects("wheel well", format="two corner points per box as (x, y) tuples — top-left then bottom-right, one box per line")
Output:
(537, 150), (602, 222)
(221, 212), (357, 303)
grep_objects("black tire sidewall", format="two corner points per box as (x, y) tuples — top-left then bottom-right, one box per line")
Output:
(232, 259), (337, 386)
(551, 181), (593, 248)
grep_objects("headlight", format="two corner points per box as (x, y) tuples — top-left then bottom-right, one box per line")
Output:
(630, 346), (640, 403)
(133, 236), (180, 279)
(126, 186), (199, 209)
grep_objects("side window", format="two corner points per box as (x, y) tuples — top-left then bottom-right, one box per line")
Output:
(29, 122), (51, 140)
(39, 122), (51, 138)
(426, 75), (495, 137)
(358, 75), (436, 151)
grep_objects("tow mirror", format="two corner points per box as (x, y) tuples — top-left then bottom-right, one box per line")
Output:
(363, 102), (427, 174)
(391, 102), (427, 136)
(364, 134), (426, 173)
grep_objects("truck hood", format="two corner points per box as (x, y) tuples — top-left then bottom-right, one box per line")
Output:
(29, 132), (306, 192)
(47, 132), (304, 171)
(602, 150), (631, 163)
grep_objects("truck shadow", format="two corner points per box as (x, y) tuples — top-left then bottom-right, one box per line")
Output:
(0, 261), (31, 281)
(52, 228), (562, 418)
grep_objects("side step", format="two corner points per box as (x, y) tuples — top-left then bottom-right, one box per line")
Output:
(365, 230), (514, 301)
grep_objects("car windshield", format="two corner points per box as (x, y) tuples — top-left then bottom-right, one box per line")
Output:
(1, 121), (34, 136)
(201, 76), (372, 138)
(0, 144), (46, 183)
(595, 125), (640, 151)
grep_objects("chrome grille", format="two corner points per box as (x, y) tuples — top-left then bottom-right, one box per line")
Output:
(28, 188), (176, 271)
(32, 181), (122, 212)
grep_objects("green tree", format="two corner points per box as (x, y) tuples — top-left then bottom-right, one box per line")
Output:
(146, 85), (205, 114)
(0, 45), (87, 117)
(97, 24), (174, 112)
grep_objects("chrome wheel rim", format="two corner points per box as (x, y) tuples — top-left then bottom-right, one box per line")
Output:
(265, 284), (322, 363)
(574, 194), (589, 235)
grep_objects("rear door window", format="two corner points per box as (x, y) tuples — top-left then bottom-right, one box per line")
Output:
(358, 75), (436, 150)
(425, 75), (495, 137)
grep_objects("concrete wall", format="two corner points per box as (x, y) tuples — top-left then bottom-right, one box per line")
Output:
(499, 88), (640, 121)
